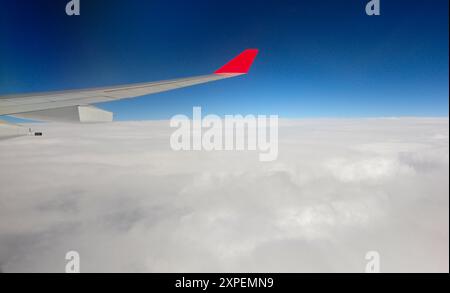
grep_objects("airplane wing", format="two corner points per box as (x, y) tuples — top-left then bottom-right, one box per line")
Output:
(0, 49), (259, 124)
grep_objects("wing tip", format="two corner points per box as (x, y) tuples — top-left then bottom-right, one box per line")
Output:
(214, 49), (259, 75)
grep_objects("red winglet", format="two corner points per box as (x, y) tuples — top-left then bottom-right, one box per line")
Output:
(215, 49), (259, 75)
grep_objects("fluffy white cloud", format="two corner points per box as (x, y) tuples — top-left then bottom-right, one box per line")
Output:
(0, 118), (448, 273)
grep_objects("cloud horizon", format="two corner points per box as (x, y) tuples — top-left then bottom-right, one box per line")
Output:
(0, 118), (448, 273)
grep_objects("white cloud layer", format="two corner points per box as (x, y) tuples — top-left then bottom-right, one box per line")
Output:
(0, 118), (448, 273)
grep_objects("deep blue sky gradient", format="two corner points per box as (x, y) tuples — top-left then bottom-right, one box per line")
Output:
(0, 0), (448, 120)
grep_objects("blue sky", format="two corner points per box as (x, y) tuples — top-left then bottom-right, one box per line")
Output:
(0, 0), (448, 120)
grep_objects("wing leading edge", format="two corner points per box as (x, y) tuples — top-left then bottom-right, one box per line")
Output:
(0, 49), (259, 121)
